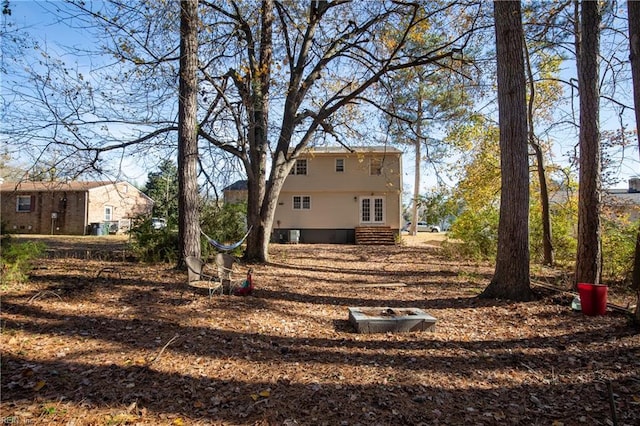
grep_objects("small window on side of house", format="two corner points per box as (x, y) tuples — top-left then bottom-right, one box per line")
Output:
(290, 159), (308, 175)
(16, 195), (32, 212)
(105, 206), (113, 221)
(335, 158), (345, 172)
(370, 158), (383, 175)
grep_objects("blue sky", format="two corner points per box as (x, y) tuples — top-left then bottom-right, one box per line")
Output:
(3, 0), (638, 193)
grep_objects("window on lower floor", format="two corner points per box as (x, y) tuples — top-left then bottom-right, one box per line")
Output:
(292, 195), (311, 210)
(16, 195), (32, 212)
(104, 205), (113, 221)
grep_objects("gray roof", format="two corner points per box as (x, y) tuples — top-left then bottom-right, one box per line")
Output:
(223, 180), (249, 191)
(1, 181), (116, 192)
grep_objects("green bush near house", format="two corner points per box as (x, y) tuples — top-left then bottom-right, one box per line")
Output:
(0, 226), (45, 286)
(601, 217), (637, 284)
(200, 202), (248, 259)
(128, 202), (248, 263)
(128, 217), (180, 263)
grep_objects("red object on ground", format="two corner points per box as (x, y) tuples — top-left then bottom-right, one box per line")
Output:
(577, 283), (608, 316)
(234, 270), (253, 296)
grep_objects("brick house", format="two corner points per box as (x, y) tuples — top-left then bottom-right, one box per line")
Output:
(0, 181), (154, 235)
(223, 146), (403, 244)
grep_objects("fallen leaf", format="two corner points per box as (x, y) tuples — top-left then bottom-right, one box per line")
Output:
(33, 380), (46, 391)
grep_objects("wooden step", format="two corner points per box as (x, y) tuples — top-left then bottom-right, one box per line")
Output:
(355, 226), (396, 245)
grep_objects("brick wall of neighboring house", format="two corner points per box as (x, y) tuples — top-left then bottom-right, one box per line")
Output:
(1, 189), (88, 234)
(0, 181), (153, 235)
(87, 182), (153, 233)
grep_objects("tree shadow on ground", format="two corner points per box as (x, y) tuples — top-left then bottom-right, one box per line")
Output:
(2, 241), (638, 425)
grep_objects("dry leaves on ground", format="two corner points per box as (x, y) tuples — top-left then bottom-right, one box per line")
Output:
(1, 239), (639, 425)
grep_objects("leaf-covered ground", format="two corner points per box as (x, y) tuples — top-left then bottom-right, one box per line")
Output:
(2, 236), (639, 425)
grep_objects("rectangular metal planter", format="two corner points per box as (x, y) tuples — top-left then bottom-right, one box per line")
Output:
(348, 307), (436, 333)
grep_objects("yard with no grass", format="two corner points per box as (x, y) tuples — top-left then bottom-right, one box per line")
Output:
(1, 233), (639, 425)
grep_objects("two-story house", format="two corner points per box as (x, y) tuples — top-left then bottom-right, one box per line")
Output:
(0, 180), (154, 235)
(224, 146), (403, 244)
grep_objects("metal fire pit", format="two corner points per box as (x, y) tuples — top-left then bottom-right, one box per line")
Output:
(348, 307), (436, 334)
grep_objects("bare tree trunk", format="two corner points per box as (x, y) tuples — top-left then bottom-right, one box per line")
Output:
(481, 0), (534, 302)
(523, 35), (554, 266)
(177, 0), (200, 267)
(627, 0), (640, 325)
(411, 92), (423, 237)
(575, 0), (602, 287)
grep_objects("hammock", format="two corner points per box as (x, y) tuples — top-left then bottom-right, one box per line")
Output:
(201, 226), (252, 252)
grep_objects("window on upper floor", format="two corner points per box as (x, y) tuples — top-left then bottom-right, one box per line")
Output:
(370, 158), (383, 175)
(335, 158), (345, 172)
(16, 195), (33, 212)
(105, 205), (113, 221)
(292, 195), (311, 210)
(290, 159), (308, 175)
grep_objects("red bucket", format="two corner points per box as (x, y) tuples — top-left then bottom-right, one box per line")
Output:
(577, 283), (608, 316)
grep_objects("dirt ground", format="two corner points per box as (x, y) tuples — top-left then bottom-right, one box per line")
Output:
(1, 234), (639, 425)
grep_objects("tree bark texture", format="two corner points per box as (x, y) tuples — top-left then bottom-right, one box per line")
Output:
(178, 0), (201, 266)
(627, 0), (640, 324)
(243, 0), (275, 263)
(481, 1), (534, 301)
(575, 0), (602, 287)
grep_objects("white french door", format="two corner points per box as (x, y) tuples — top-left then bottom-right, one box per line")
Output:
(360, 196), (385, 224)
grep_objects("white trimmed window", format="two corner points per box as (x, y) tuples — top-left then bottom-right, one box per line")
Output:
(16, 195), (32, 212)
(292, 195), (311, 210)
(104, 205), (113, 221)
(335, 158), (345, 172)
(290, 159), (308, 175)
(370, 158), (383, 175)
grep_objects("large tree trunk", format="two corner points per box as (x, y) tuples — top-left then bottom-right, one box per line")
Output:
(480, 0), (534, 302)
(627, 0), (640, 325)
(177, 0), (201, 267)
(244, 0), (274, 263)
(574, 0), (602, 287)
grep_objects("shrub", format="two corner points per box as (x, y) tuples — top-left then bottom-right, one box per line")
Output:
(128, 217), (179, 263)
(529, 196), (578, 266)
(0, 229), (45, 286)
(601, 216), (637, 284)
(445, 205), (498, 260)
(200, 202), (247, 258)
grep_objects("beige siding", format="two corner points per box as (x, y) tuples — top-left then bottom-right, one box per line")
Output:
(275, 191), (401, 229)
(276, 150), (402, 230)
(282, 152), (402, 193)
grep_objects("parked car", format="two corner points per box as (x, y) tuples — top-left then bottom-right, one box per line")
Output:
(403, 221), (440, 232)
(151, 217), (167, 230)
